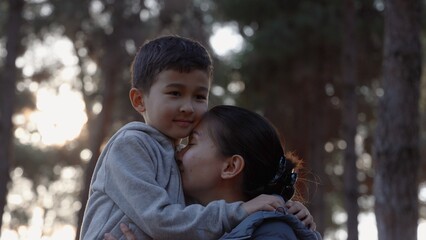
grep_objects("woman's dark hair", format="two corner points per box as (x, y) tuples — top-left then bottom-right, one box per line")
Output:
(202, 105), (301, 201)
(131, 35), (213, 92)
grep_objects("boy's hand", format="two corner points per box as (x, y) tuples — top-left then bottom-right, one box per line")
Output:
(285, 200), (316, 230)
(242, 194), (285, 214)
(103, 223), (136, 240)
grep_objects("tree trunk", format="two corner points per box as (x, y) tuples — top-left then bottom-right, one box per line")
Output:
(307, 46), (328, 236)
(342, 0), (359, 239)
(306, 98), (327, 236)
(374, 0), (422, 239)
(0, 0), (24, 234)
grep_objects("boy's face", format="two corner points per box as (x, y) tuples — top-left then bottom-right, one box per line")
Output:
(131, 69), (210, 142)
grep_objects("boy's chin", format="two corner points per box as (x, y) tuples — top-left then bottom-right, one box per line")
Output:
(169, 133), (190, 143)
(172, 131), (191, 139)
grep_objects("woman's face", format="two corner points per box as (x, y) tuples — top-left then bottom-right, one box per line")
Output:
(176, 121), (225, 203)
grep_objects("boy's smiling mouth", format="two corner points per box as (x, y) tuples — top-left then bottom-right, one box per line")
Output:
(174, 119), (194, 128)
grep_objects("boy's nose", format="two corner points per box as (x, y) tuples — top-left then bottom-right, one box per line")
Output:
(180, 100), (194, 113)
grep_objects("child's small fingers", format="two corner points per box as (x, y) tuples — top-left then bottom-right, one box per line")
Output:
(286, 201), (303, 213)
(285, 200), (294, 207)
(304, 218), (316, 230)
(286, 205), (299, 214)
(120, 223), (136, 240)
(120, 223), (129, 231)
(287, 200), (302, 209)
(295, 208), (310, 219)
(301, 214), (312, 224)
(274, 200), (285, 209)
(103, 233), (117, 240)
(273, 196), (285, 207)
(311, 222), (317, 230)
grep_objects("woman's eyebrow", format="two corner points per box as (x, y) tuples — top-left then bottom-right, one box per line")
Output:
(190, 130), (204, 141)
(192, 130), (200, 137)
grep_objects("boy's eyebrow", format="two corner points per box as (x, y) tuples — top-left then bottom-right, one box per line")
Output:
(165, 83), (209, 92)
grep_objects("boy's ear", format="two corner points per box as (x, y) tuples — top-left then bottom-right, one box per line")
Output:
(221, 155), (245, 179)
(129, 88), (145, 113)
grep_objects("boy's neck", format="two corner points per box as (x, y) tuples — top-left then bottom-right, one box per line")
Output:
(144, 121), (182, 147)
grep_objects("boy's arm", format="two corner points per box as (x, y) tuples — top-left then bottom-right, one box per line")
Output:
(105, 133), (283, 239)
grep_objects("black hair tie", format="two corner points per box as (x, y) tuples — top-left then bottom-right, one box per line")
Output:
(269, 156), (287, 185)
(268, 156), (298, 200)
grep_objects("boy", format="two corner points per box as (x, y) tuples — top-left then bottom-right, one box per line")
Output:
(80, 36), (284, 240)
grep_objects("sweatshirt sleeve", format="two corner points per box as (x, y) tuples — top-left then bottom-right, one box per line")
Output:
(104, 132), (248, 239)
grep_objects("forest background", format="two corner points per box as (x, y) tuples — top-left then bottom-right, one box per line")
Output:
(0, 0), (425, 240)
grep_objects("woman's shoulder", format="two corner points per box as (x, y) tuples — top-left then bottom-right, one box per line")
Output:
(220, 211), (294, 239)
(220, 211), (321, 240)
(252, 216), (297, 239)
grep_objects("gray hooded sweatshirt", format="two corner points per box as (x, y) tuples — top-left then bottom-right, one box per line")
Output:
(80, 122), (248, 240)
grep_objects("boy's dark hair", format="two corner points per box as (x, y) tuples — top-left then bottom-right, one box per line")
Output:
(131, 35), (213, 92)
(202, 105), (302, 201)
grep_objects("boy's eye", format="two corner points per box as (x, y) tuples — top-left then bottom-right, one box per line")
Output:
(167, 91), (181, 96)
(196, 94), (207, 100)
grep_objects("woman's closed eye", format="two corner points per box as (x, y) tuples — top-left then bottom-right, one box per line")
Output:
(186, 135), (196, 147)
(186, 140), (196, 147)
(178, 142), (193, 156)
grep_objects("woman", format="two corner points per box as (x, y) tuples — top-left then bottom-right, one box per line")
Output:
(106, 105), (321, 239)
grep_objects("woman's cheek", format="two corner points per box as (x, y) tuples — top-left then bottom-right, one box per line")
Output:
(182, 153), (195, 173)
